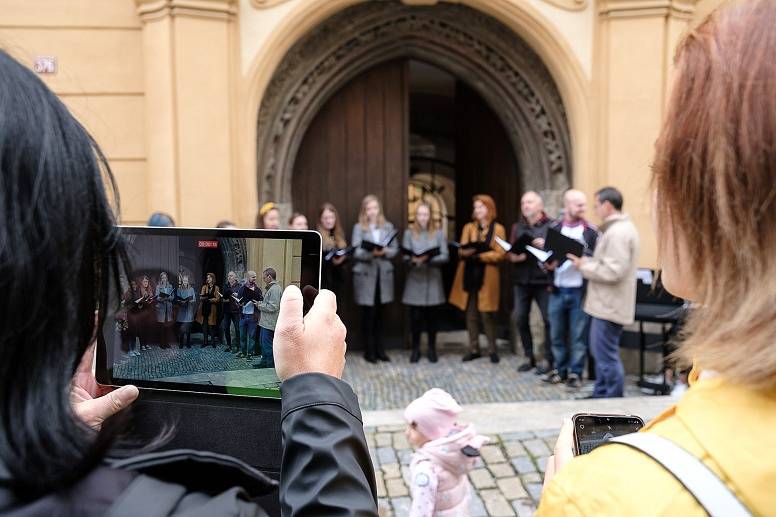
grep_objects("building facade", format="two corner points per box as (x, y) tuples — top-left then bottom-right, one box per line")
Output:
(1, 0), (724, 268)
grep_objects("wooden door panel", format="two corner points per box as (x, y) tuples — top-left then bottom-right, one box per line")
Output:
(293, 60), (409, 349)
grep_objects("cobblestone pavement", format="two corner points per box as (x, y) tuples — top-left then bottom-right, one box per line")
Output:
(343, 349), (644, 411)
(113, 341), (280, 390)
(366, 424), (557, 517)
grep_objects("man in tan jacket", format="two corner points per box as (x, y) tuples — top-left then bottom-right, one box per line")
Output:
(567, 187), (639, 398)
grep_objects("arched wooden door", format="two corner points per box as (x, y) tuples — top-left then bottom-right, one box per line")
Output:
(292, 60), (409, 349)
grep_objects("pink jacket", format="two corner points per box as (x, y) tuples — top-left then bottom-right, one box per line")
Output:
(409, 424), (489, 517)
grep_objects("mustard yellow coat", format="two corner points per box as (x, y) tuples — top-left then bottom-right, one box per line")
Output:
(448, 221), (506, 313)
(537, 370), (776, 516)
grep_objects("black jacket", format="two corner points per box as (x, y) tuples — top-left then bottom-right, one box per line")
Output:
(0, 374), (378, 516)
(508, 213), (554, 286)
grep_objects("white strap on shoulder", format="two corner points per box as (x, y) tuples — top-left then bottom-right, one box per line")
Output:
(608, 433), (751, 517)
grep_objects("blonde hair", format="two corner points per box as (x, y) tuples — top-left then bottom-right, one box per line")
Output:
(652, 0), (776, 389)
(358, 194), (385, 229)
(317, 202), (347, 249)
(411, 202), (439, 236)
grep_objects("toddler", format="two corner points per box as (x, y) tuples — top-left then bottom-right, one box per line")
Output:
(404, 389), (488, 517)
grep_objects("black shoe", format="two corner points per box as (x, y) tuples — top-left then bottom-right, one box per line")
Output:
(566, 374), (582, 389)
(462, 352), (482, 362)
(517, 361), (535, 372)
(542, 370), (563, 384)
(577, 394), (601, 400)
(224, 347), (232, 352)
(410, 349), (420, 363)
(377, 353), (391, 362)
(490, 353), (500, 364)
(428, 349), (438, 363)
(364, 355), (377, 364)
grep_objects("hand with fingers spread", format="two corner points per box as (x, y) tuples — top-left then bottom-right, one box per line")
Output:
(273, 285), (347, 381)
(70, 343), (139, 430)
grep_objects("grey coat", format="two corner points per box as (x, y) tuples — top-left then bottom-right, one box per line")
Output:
(401, 229), (449, 306)
(352, 221), (399, 306)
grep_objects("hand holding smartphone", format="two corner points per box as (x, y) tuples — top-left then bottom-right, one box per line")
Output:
(572, 413), (645, 455)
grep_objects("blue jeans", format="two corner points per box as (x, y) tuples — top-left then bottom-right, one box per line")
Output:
(259, 327), (275, 368)
(548, 287), (589, 378)
(590, 317), (625, 397)
(239, 314), (257, 355)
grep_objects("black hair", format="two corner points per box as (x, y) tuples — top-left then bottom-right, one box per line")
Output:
(263, 267), (277, 280)
(147, 211), (175, 227)
(595, 186), (624, 211)
(0, 50), (129, 498)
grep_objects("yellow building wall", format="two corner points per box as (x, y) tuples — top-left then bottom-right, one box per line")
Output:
(1, 0), (721, 268)
(0, 0), (148, 223)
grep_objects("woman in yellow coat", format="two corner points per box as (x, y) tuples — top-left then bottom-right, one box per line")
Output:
(449, 194), (506, 363)
(539, 2), (776, 515)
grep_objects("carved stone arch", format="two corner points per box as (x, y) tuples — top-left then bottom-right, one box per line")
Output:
(256, 1), (572, 207)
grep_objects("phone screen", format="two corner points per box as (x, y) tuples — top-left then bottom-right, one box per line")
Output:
(573, 414), (644, 455)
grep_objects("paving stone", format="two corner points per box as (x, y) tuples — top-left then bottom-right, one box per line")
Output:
(469, 492), (488, 517)
(525, 483), (543, 503)
(378, 425), (405, 433)
(398, 449), (413, 466)
(520, 472), (543, 484)
(391, 496), (411, 515)
(376, 447), (397, 465)
(543, 438), (557, 450)
(505, 441), (527, 457)
(480, 444), (507, 464)
(501, 431), (535, 442)
(533, 428), (560, 438)
(489, 462), (516, 478)
(386, 477), (409, 497)
(382, 463), (401, 479)
(392, 432), (410, 450)
(369, 449), (379, 468)
(497, 476), (529, 500)
(523, 439), (551, 458)
(375, 470), (387, 498)
(474, 457), (485, 469)
(376, 433), (393, 447)
(401, 465), (411, 485)
(377, 498), (393, 517)
(536, 455), (549, 474)
(512, 498), (537, 517)
(365, 433), (376, 448)
(511, 456), (537, 474)
(479, 488), (516, 516)
(469, 468), (497, 489)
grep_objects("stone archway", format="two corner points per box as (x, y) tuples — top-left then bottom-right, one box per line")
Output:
(255, 1), (573, 210)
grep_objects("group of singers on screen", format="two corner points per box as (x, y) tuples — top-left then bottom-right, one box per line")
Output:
(117, 267), (283, 369)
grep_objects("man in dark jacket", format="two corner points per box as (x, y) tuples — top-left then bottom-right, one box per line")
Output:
(543, 190), (599, 390)
(0, 286), (378, 516)
(507, 191), (555, 374)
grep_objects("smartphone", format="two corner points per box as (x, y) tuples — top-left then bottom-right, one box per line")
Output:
(96, 226), (322, 399)
(572, 413), (645, 455)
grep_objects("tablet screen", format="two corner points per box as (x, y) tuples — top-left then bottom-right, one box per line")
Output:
(97, 227), (321, 398)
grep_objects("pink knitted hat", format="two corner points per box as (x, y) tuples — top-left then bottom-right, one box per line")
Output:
(403, 388), (463, 441)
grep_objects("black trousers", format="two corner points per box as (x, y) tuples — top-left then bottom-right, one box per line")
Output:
(511, 284), (552, 365)
(361, 280), (384, 359)
(409, 305), (439, 350)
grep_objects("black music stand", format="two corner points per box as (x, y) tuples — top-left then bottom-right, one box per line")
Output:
(634, 269), (686, 395)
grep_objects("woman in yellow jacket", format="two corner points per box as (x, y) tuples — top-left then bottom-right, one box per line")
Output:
(539, 2), (776, 515)
(449, 194), (506, 363)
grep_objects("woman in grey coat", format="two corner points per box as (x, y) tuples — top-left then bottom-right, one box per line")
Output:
(402, 202), (449, 363)
(352, 194), (399, 363)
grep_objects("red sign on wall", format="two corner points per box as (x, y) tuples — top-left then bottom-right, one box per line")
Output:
(198, 240), (219, 249)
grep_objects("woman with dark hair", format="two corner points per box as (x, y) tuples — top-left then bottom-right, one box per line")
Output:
(288, 212), (308, 230)
(318, 202), (348, 298)
(196, 272), (222, 347)
(0, 49), (376, 515)
(449, 194), (506, 363)
(352, 194), (399, 363)
(539, 2), (776, 514)
(401, 202), (449, 363)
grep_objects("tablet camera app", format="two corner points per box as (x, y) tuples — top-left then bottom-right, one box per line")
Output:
(103, 231), (308, 398)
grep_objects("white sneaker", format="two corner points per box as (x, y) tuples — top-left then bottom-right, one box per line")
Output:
(670, 381), (688, 399)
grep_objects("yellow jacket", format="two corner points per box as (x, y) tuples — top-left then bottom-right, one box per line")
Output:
(538, 371), (776, 516)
